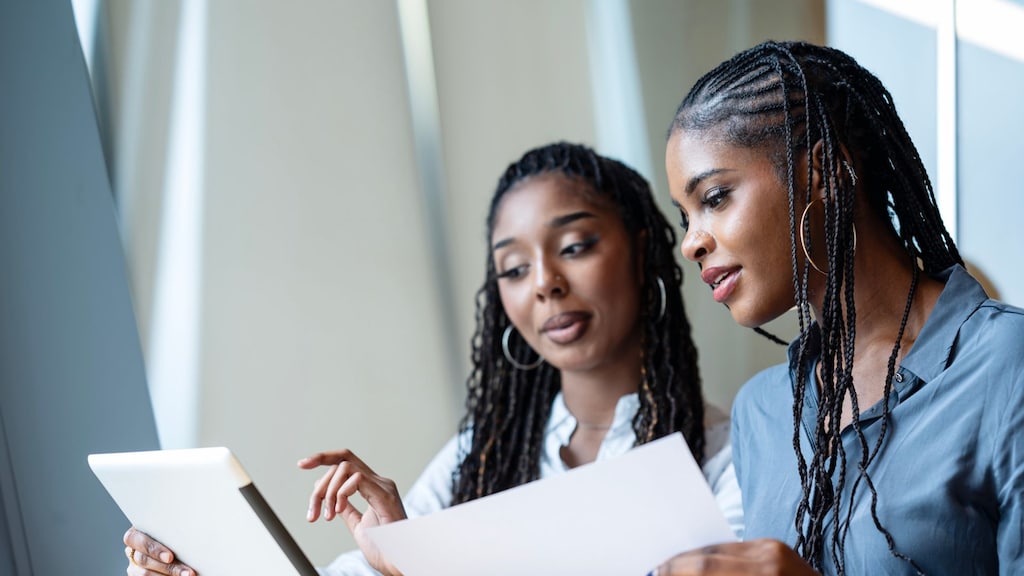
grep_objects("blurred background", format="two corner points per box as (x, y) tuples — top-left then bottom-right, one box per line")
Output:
(2, 0), (1022, 572)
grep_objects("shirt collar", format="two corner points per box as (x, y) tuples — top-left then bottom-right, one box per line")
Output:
(546, 390), (640, 445)
(786, 265), (988, 415)
(900, 264), (989, 382)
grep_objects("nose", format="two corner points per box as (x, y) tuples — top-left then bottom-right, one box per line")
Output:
(534, 259), (567, 300)
(680, 227), (714, 262)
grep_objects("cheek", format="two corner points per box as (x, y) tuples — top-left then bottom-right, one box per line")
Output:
(497, 283), (530, 329)
(592, 258), (643, 320)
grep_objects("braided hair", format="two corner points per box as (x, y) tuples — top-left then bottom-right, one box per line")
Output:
(450, 141), (705, 504)
(670, 41), (962, 574)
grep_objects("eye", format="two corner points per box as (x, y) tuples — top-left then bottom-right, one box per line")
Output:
(703, 186), (730, 209)
(496, 264), (528, 280)
(560, 236), (598, 257)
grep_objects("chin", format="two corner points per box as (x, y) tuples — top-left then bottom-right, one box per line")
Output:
(729, 306), (775, 330)
(545, 352), (601, 373)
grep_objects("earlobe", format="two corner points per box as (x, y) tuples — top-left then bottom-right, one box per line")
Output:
(809, 140), (827, 199)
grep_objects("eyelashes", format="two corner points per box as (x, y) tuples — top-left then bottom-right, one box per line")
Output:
(676, 186), (731, 232)
(495, 236), (599, 280)
(560, 236), (598, 257)
(703, 186), (729, 208)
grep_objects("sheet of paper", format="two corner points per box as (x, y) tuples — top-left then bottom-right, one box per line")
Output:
(367, 432), (736, 576)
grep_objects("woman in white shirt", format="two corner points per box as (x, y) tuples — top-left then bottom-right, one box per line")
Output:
(123, 141), (742, 576)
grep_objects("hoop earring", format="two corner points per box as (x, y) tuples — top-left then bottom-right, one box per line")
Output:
(654, 276), (667, 322)
(501, 325), (543, 370)
(799, 197), (857, 275)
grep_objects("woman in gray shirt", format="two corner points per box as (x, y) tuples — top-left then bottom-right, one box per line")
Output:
(657, 41), (1024, 575)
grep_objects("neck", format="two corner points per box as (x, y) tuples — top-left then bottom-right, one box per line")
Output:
(807, 219), (944, 411)
(558, 350), (642, 430)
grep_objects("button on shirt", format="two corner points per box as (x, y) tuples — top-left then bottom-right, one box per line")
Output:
(732, 265), (1024, 575)
(320, 392), (743, 575)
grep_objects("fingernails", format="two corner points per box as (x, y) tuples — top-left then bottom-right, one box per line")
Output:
(160, 551), (173, 563)
(307, 507), (314, 521)
(182, 570), (192, 576)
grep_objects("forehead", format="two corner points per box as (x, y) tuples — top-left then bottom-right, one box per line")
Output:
(666, 130), (776, 191)
(490, 173), (617, 236)
(667, 130), (733, 174)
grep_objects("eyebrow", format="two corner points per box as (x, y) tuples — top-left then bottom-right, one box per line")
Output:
(492, 210), (597, 251)
(685, 168), (734, 196)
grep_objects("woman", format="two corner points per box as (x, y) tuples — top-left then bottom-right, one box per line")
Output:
(654, 41), (1024, 575)
(123, 142), (743, 576)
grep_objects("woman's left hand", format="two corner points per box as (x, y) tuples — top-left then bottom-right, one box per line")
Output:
(298, 448), (406, 576)
(650, 539), (820, 576)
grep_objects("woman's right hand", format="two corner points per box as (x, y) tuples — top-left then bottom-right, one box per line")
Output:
(650, 540), (820, 576)
(123, 526), (197, 576)
(299, 448), (406, 576)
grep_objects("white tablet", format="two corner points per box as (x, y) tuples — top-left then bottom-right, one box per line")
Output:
(88, 447), (318, 576)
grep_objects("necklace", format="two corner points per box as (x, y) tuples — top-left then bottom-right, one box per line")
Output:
(574, 420), (612, 431)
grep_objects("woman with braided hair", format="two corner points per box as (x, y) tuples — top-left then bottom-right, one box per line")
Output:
(653, 41), (1024, 575)
(122, 141), (743, 576)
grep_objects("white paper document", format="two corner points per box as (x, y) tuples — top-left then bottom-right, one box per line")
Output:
(366, 432), (736, 576)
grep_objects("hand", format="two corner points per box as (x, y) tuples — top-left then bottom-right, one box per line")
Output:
(123, 526), (197, 576)
(298, 449), (406, 576)
(650, 540), (819, 576)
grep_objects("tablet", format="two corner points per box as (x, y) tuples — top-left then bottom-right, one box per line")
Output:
(88, 447), (318, 576)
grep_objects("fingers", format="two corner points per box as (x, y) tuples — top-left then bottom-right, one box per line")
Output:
(122, 527), (198, 576)
(323, 463), (352, 520)
(297, 448), (369, 470)
(123, 531), (198, 576)
(304, 449), (377, 522)
(123, 527), (174, 564)
(304, 456), (406, 528)
(307, 465), (332, 521)
(126, 548), (197, 576)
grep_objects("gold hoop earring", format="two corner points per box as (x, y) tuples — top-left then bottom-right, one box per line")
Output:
(799, 197), (856, 275)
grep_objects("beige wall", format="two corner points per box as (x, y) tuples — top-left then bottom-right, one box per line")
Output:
(92, 0), (822, 566)
(428, 0), (599, 379)
(199, 1), (458, 564)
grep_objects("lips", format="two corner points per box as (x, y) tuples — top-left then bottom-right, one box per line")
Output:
(540, 311), (592, 345)
(701, 266), (741, 303)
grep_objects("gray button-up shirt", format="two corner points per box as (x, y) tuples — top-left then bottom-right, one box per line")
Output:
(733, 265), (1024, 574)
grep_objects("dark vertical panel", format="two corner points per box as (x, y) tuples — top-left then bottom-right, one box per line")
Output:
(0, 0), (160, 574)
